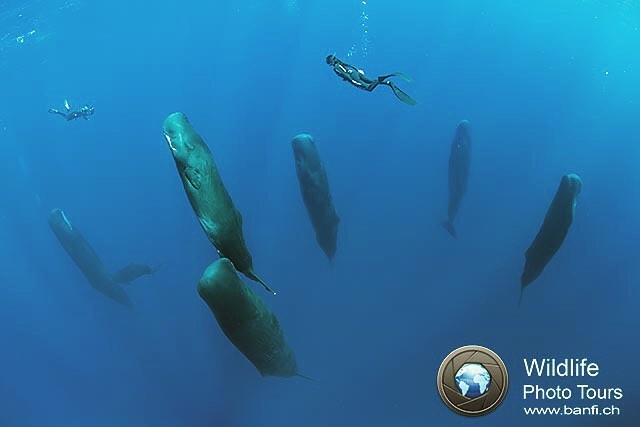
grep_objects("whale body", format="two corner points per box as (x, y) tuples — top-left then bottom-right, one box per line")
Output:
(520, 174), (582, 299)
(163, 112), (272, 294)
(443, 120), (472, 238)
(198, 258), (299, 377)
(48, 208), (131, 306)
(291, 133), (340, 260)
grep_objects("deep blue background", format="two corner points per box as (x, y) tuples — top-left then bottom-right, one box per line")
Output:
(1, 0), (638, 426)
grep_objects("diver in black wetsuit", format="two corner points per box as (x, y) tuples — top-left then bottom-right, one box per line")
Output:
(48, 100), (95, 121)
(326, 54), (417, 106)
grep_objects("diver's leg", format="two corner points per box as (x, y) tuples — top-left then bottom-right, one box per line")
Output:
(365, 80), (381, 92)
(355, 73), (383, 91)
(48, 109), (66, 118)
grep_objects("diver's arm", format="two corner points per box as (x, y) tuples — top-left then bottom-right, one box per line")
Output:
(335, 61), (367, 77)
(334, 63), (350, 74)
(333, 66), (361, 86)
(340, 63), (374, 87)
(336, 59), (368, 77)
(336, 59), (357, 70)
(334, 64), (368, 89)
(332, 67), (346, 79)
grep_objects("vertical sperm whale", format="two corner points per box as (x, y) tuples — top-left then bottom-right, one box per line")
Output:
(198, 258), (300, 377)
(48, 208), (132, 306)
(291, 134), (340, 260)
(163, 112), (272, 294)
(442, 120), (472, 238)
(520, 174), (582, 303)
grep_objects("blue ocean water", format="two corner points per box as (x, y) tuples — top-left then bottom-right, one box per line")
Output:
(1, 0), (638, 426)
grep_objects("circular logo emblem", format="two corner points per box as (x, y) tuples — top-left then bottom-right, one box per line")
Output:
(437, 345), (509, 417)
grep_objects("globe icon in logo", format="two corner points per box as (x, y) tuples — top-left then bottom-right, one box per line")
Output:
(454, 363), (492, 399)
(438, 346), (508, 416)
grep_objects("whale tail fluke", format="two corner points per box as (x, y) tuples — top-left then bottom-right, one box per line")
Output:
(245, 269), (276, 295)
(441, 220), (457, 238)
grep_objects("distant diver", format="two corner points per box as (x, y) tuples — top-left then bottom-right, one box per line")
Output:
(326, 54), (417, 106)
(48, 99), (95, 121)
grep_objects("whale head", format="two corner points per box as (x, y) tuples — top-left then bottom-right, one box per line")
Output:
(291, 133), (316, 159)
(454, 120), (471, 148)
(457, 120), (471, 131)
(562, 173), (582, 199)
(163, 112), (198, 167)
(48, 208), (73, 232)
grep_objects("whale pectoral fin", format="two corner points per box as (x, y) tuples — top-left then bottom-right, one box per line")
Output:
(296, 372), (317, 381)
(245, 269), (276, 295)
(184, 167), (202, 190)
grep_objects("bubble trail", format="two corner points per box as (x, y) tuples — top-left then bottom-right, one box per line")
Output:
(347, 0), (371, 58)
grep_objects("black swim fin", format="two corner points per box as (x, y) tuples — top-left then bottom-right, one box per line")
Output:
(379, 72), (413, 82)
(441, 220), (457, 238)
(389, 82), (417, 106)
(391, 72), (413, 82)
